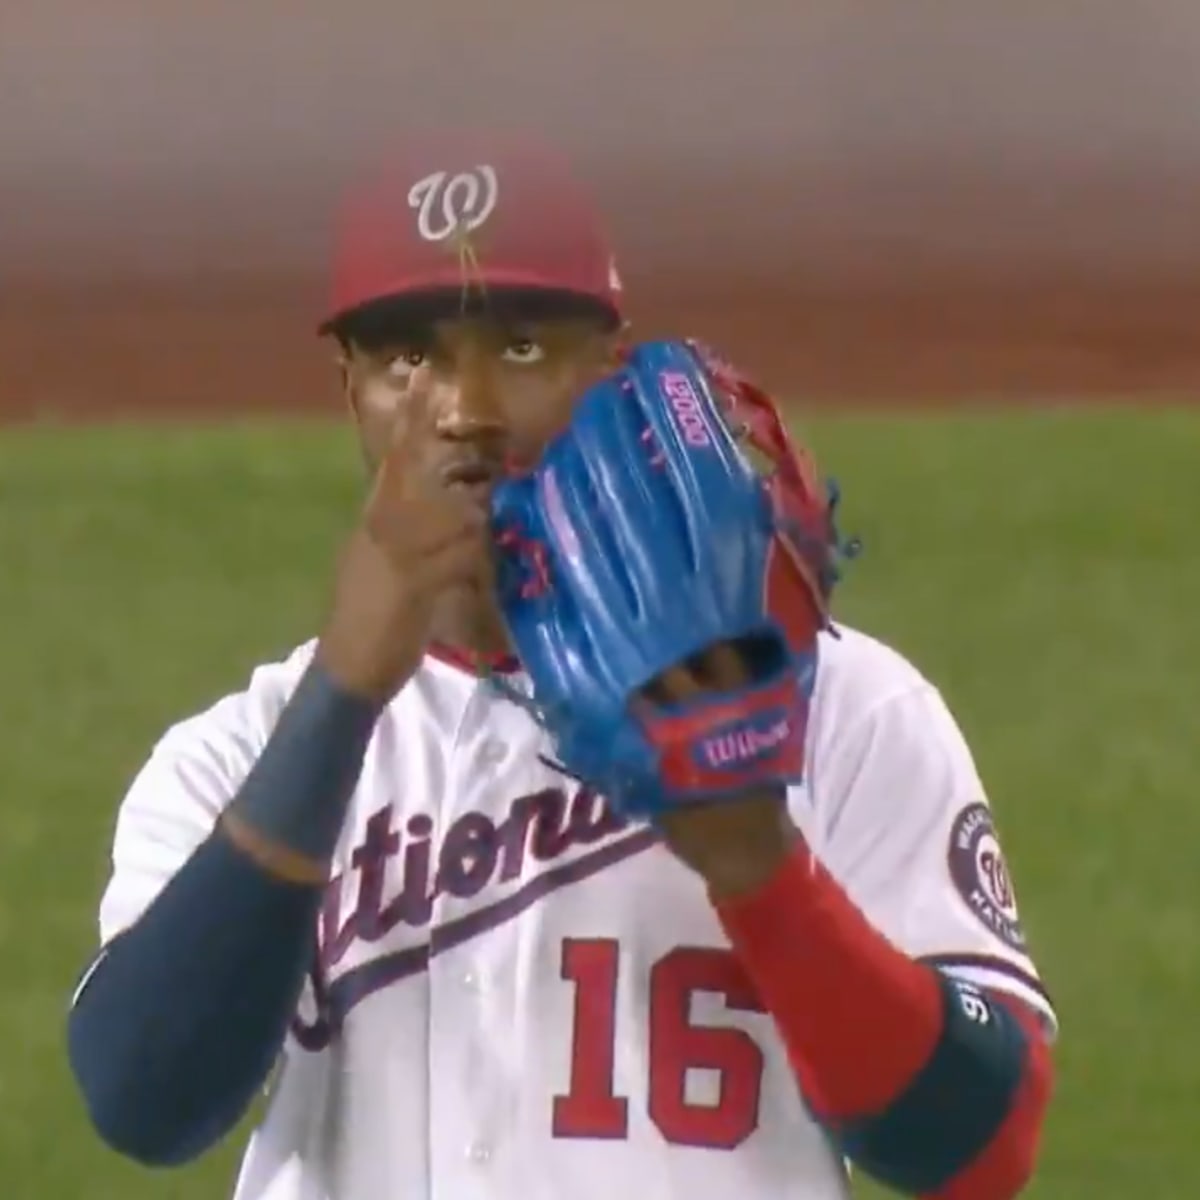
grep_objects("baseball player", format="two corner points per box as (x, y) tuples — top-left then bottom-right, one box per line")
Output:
(67, 133), (1056, 1200)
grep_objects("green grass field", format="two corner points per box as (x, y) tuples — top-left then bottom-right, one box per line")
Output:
(1, 407), (1195, 1198)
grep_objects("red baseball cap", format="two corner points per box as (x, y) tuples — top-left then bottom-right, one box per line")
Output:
(319, 132), (624, 334)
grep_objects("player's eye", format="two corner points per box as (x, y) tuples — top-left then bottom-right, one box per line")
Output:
(384, 349), (427, 380)
(502, 338), (546, 365)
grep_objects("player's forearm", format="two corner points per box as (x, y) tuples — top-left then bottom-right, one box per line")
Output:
(67, 662), (381, 1167)
(714, 839), (1053, 1200)
(67, 836), (323, 1167)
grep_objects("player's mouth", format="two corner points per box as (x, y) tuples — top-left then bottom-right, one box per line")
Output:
(442, 460), (500, 505)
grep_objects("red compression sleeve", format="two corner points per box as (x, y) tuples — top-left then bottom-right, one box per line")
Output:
(715, 838), (943, 1117)
(714, 838), (1052, 1199)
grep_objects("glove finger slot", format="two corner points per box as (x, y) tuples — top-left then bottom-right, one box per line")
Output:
(624, 344), (774, 620)
(491, 474), (606, 713)
(555, 432), (643, 618)
(540, 434), (664, 694)
(571, 377), (698, 616)
(627, 343), (765, 556)
(639, 631), (787, 709)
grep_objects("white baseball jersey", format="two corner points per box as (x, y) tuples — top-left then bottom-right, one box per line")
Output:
(94, 625), (1056, 1200)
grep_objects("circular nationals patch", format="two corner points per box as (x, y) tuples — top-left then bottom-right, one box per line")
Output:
(948, 803), (1027, 952)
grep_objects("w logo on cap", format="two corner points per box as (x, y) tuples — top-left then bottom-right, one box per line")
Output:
(407, 166), (499, 242)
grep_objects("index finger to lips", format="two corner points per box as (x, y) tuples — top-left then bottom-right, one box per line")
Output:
(375, 390), (458, 506)
(384, 383), (442, 463)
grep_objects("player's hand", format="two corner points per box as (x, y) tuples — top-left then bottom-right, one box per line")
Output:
(650, 642), (794, 898)
(316, 395), (492, 702)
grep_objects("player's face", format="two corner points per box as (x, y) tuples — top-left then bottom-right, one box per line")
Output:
(340, 313), (625, 478)
(337, 310), (625, 654)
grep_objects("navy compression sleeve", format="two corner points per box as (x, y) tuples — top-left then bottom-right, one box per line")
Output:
(67, 662), (379, 1167)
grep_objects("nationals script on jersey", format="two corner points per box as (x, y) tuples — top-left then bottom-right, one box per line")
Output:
(94, 626), (1057, 1200)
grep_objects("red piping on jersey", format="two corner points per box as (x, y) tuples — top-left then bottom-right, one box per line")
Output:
(714, 839), (1051, 1200)
(426, 642), (522, 676)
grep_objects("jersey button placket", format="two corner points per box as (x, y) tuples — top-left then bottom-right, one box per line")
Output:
(429, 682), (511, 1198)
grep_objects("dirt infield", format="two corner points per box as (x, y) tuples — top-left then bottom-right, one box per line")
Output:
(6, 4), (1200, 420)
(3, 269), (1198, 423)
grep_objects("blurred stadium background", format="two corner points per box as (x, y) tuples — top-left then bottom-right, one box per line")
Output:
(1, 3), (1196, 1197)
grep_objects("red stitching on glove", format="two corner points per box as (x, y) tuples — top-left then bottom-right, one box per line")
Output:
(639, 425), (668, 469)
(497, 527), (553, 599)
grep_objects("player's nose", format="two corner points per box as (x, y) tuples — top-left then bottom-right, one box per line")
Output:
(433, 358), (507, 444)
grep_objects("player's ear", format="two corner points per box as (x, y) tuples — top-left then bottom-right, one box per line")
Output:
(334, 341), (363, 422)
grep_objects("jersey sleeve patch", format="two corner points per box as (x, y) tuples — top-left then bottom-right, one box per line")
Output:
(947, 803), (1027, 954)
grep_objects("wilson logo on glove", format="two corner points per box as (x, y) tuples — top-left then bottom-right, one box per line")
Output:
(488, 340), (857, 820)
(696, 709), (794, 771)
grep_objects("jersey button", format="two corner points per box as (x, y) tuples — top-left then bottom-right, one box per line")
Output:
(478, 739), (508, 767)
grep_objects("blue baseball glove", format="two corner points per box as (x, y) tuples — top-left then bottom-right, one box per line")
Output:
(488, 339), (851, 820)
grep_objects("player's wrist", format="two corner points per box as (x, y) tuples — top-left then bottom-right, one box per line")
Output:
(219, 811), (332, 886)
(314, 633), (406, 704)
(701, 844), (793, 900)
(224, 659), (382, 871)
(660, 789), (796, 899)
